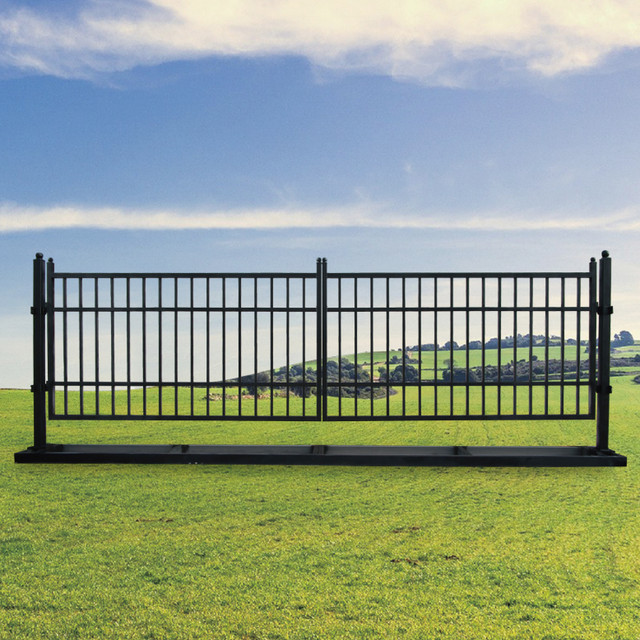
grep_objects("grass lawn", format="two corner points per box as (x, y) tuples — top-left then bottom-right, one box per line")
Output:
(2, 377), (639, 639)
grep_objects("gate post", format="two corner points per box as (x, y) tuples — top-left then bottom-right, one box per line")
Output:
(32, 253), (47, 450)
(316, 258), (327, 420)
(47, 257), (55, 418)
(596, 250), (612, 451)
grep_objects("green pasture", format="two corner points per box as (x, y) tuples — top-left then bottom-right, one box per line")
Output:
(320, 346), (589, 371)
(2, 376), (639, 639)
(613, 344), (640, 359)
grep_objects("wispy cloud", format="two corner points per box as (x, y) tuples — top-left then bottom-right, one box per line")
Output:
(1, 2), (640, 84)
(2, 202), (639, 232)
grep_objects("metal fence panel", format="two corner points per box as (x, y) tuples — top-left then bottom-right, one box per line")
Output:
(47, 265), (321, 421)
(323, 269), (596, 420)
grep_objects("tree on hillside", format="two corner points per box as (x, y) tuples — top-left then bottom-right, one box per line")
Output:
(612, 330), (634, 348)
(387, 364), (419, 383)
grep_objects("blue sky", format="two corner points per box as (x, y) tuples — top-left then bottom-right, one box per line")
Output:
(1, 1), (640, 387)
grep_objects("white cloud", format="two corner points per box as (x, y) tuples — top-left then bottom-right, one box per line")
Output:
(2, 201), (640, 232)
(1, 1), (640, 83)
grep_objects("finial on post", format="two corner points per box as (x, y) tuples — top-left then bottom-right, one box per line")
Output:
(602, 250), (610, 258)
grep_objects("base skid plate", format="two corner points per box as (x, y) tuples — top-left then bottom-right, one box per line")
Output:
(15, 444), (627, 466)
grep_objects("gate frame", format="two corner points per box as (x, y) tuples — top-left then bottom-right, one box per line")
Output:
(15, 252), (627, 466)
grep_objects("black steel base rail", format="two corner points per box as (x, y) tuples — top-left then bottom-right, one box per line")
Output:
(15, 444), (625, 467)
(15, 252), (627, 467)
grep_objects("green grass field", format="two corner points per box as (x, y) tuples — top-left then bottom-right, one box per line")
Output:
(2, 376), (639, 639)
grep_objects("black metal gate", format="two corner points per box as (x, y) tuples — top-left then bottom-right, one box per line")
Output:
(43, 263), (322, 422)
(15, 252), (627, 466)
